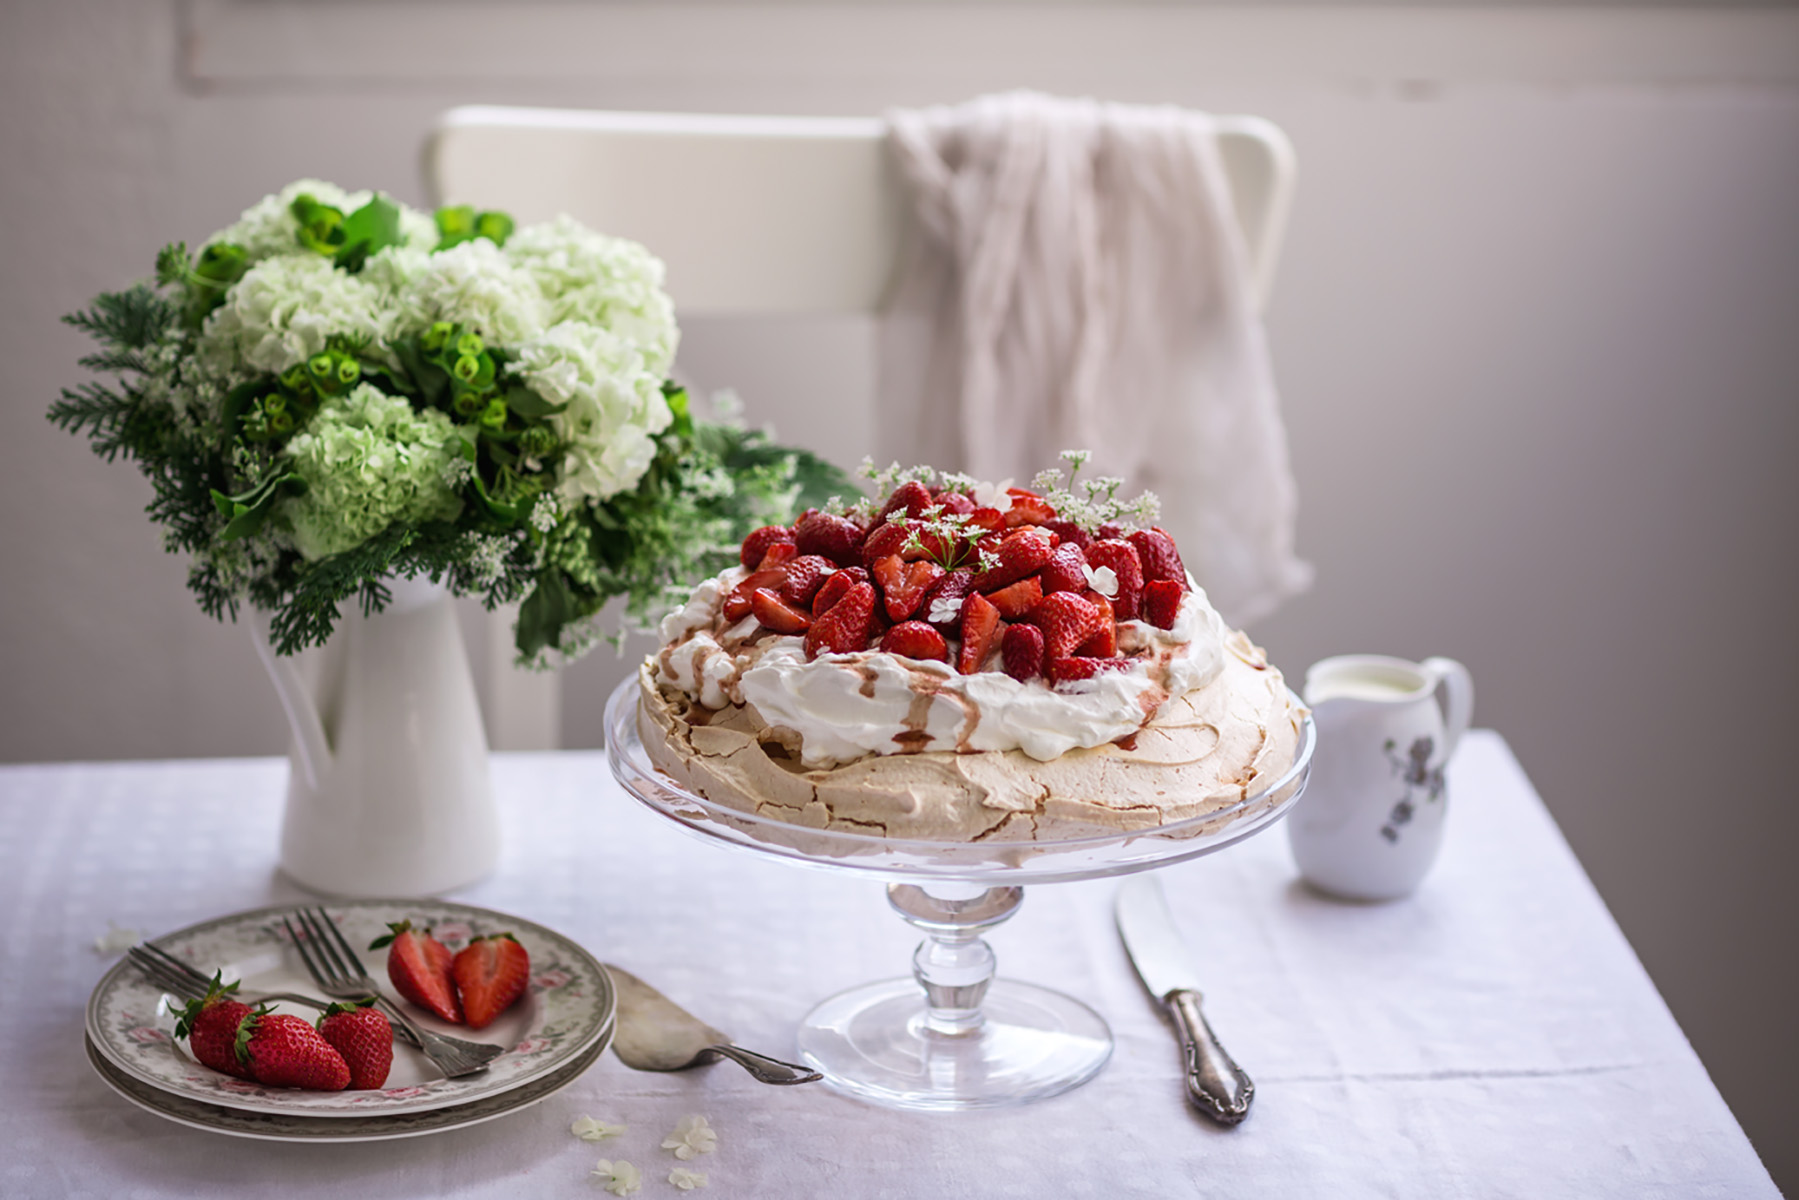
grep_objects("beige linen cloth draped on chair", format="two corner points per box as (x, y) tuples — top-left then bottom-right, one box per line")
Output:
(879, 92), (1311, 627)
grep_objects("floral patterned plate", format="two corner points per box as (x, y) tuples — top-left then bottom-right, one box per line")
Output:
(85, 1029), (609, 1142)
(86, 899), (613, 1118)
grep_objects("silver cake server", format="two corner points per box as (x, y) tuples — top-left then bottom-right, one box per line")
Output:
(1116, 874), (1255, 1124)
(603, 964), (821, 1085)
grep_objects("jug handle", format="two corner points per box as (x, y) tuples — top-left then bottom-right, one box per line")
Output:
(1420, 657), (1474, 762)
(249, 612), (331, 792)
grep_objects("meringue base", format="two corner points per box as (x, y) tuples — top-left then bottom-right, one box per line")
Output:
(635, 643), (1305, 844)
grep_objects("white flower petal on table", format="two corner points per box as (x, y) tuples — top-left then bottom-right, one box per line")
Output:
(92, 922), (140, 955)
(572, 1115), (626, 1140)
(668, 1167), (709, 1190)
(661, 1114), (718, 1159)
(592, 1160), (642, 1195)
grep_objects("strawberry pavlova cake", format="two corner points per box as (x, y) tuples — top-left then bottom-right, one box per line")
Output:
(638, 457), (1306, 842)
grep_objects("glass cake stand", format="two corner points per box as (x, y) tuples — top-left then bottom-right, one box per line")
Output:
(604, 679), (1314, 1112)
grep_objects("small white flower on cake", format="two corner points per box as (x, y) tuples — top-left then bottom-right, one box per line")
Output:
(971, 478), (1014, 513)
(927, 595), (964, 625)
(591, 1160), (642, 1195)
(571, 1116), (626, 1140)
(1082, 564), (1119, 598)
(668, 1167), (709, 1191)
(662, 1114), (718, 1160)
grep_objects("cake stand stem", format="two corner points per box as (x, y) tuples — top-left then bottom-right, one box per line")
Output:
(889, 883), (1020, 1037)
(795, 881), (1113, 1111)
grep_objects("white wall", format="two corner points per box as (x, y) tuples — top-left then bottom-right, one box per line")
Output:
(3, 1), (1795, 1185)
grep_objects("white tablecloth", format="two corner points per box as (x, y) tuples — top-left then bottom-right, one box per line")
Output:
(0, 733), (1774, 1198)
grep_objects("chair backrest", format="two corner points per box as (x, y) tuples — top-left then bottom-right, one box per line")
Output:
(423, 104), (1297, 750)
(425, 105), (1296, 316)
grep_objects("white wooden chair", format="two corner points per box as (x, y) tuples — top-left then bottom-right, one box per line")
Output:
(423, 105), (1297, 749)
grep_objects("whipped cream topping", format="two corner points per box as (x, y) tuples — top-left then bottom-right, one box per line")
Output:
(655, 563), (1228, 768)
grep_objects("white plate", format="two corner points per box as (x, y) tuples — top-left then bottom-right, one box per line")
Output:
(87, 899), (613, 1118)
(86, 1030), (609, 1142)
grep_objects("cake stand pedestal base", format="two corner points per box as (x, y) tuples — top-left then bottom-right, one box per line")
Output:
(796, 882), (1112, 1111)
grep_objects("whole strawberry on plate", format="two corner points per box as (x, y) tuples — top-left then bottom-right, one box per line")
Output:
(369, 919), (462, 1024)
(234, 1008), (350, 1091)
(452, 933), (531, 1030)
(172, 971), (253, 1080)
(317, 999), (393, 1090)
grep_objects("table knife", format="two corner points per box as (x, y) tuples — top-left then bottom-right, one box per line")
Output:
(1115, 874), (1255, 1124)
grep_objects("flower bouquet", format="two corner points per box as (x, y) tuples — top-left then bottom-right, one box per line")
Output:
(50, 179), (852, 666)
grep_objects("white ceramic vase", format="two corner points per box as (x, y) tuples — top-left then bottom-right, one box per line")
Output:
(253, 577), (500, 897)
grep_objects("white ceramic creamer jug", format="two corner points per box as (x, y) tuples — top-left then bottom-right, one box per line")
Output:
(253, 576), (499, 897)
(1286, 655), (1473, 901)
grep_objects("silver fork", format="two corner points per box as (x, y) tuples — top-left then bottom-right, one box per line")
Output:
(284, 907), (504, 1079)
(126, 944), (431, 1050)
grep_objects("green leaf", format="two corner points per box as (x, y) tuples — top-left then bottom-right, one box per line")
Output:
(516, 569), (577, 657)
(334, 195), (404, 273)
(211, 472), (305, 541)
(503, 384), (565, 419)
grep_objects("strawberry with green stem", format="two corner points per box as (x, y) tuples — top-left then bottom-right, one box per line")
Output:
(369, 920), (462, 1024)
(317, 999), (394, 1090)
(235, 1008), (350, 1091)
(173, 972), (253, 1079)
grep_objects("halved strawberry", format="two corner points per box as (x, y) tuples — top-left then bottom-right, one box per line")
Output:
(1096, 521), (1126, 540)
(173, 973), (253, 1079)
(1040, 543), (1089, 594)
(740, 524), (795, 568)
(235, 1009), (350, 1091)
(1142, 580), (1184, 630)
(1128, 528), (1186, 585)
(806, 581), (876, 659)
(872, 555), (946, 622)
(1026, 592), (1103, 660)
(920, 569), (976, 632)
(934, 490), (976, 515)
(757, 541), (799, 570)
(1003, 489), (1056, 526)
(811, 565), (868, 616)
(452, 933), (531, 1031)
(957, 591), (1004, 674)
(1043, 520), (1092, 551)
(317, 1000), (393, 1090)
(974, 526), (1055, 591)
(1001, 622), (1046, 682)
(777, 555), (836, 607)
(880, 621), (949, 663)
(369, 920), (461, 1024)
(984, 576), (1043, 618)
(751, 588), (812, 634)
(1077, 592), (1118, 657)
(966, 506), (1008, 536)
(721, 566), (788, 622)
(1048, 656), (1135, 685)
(793, 510), (863, 567)
(880, 480), (935, 520)
(1085, 539), (1145, 621)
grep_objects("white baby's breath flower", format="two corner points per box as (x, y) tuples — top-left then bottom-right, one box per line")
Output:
(571, 1116), (626, 1141)
(591, 1160), (641, 1195)
(661, 1115), (717, 1160)
(667, 1167), (709, 1191)
(1081, 564), (1119, 598)
(971, 478), (1014, 512)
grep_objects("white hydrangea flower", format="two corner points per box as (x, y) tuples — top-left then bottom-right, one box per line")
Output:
(395, 238), (547, 345)
(506, 215), (679, 374)
(591, 1160), (641, 1195)
(1082, 564), (1119, 598)
(571, 1115), (626, 1141)
(205, 179), (371, 263)
(661, 1115), (717, 1160)
(668, 1167), (709, 1190)
(195, 254), (388, 376)
(512, 321), (671, 503)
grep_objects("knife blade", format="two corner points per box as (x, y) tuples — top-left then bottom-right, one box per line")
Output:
(1115, 874), (1255, 1124)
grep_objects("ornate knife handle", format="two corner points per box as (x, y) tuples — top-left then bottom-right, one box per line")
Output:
(1166, 989), (1254, 1125)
